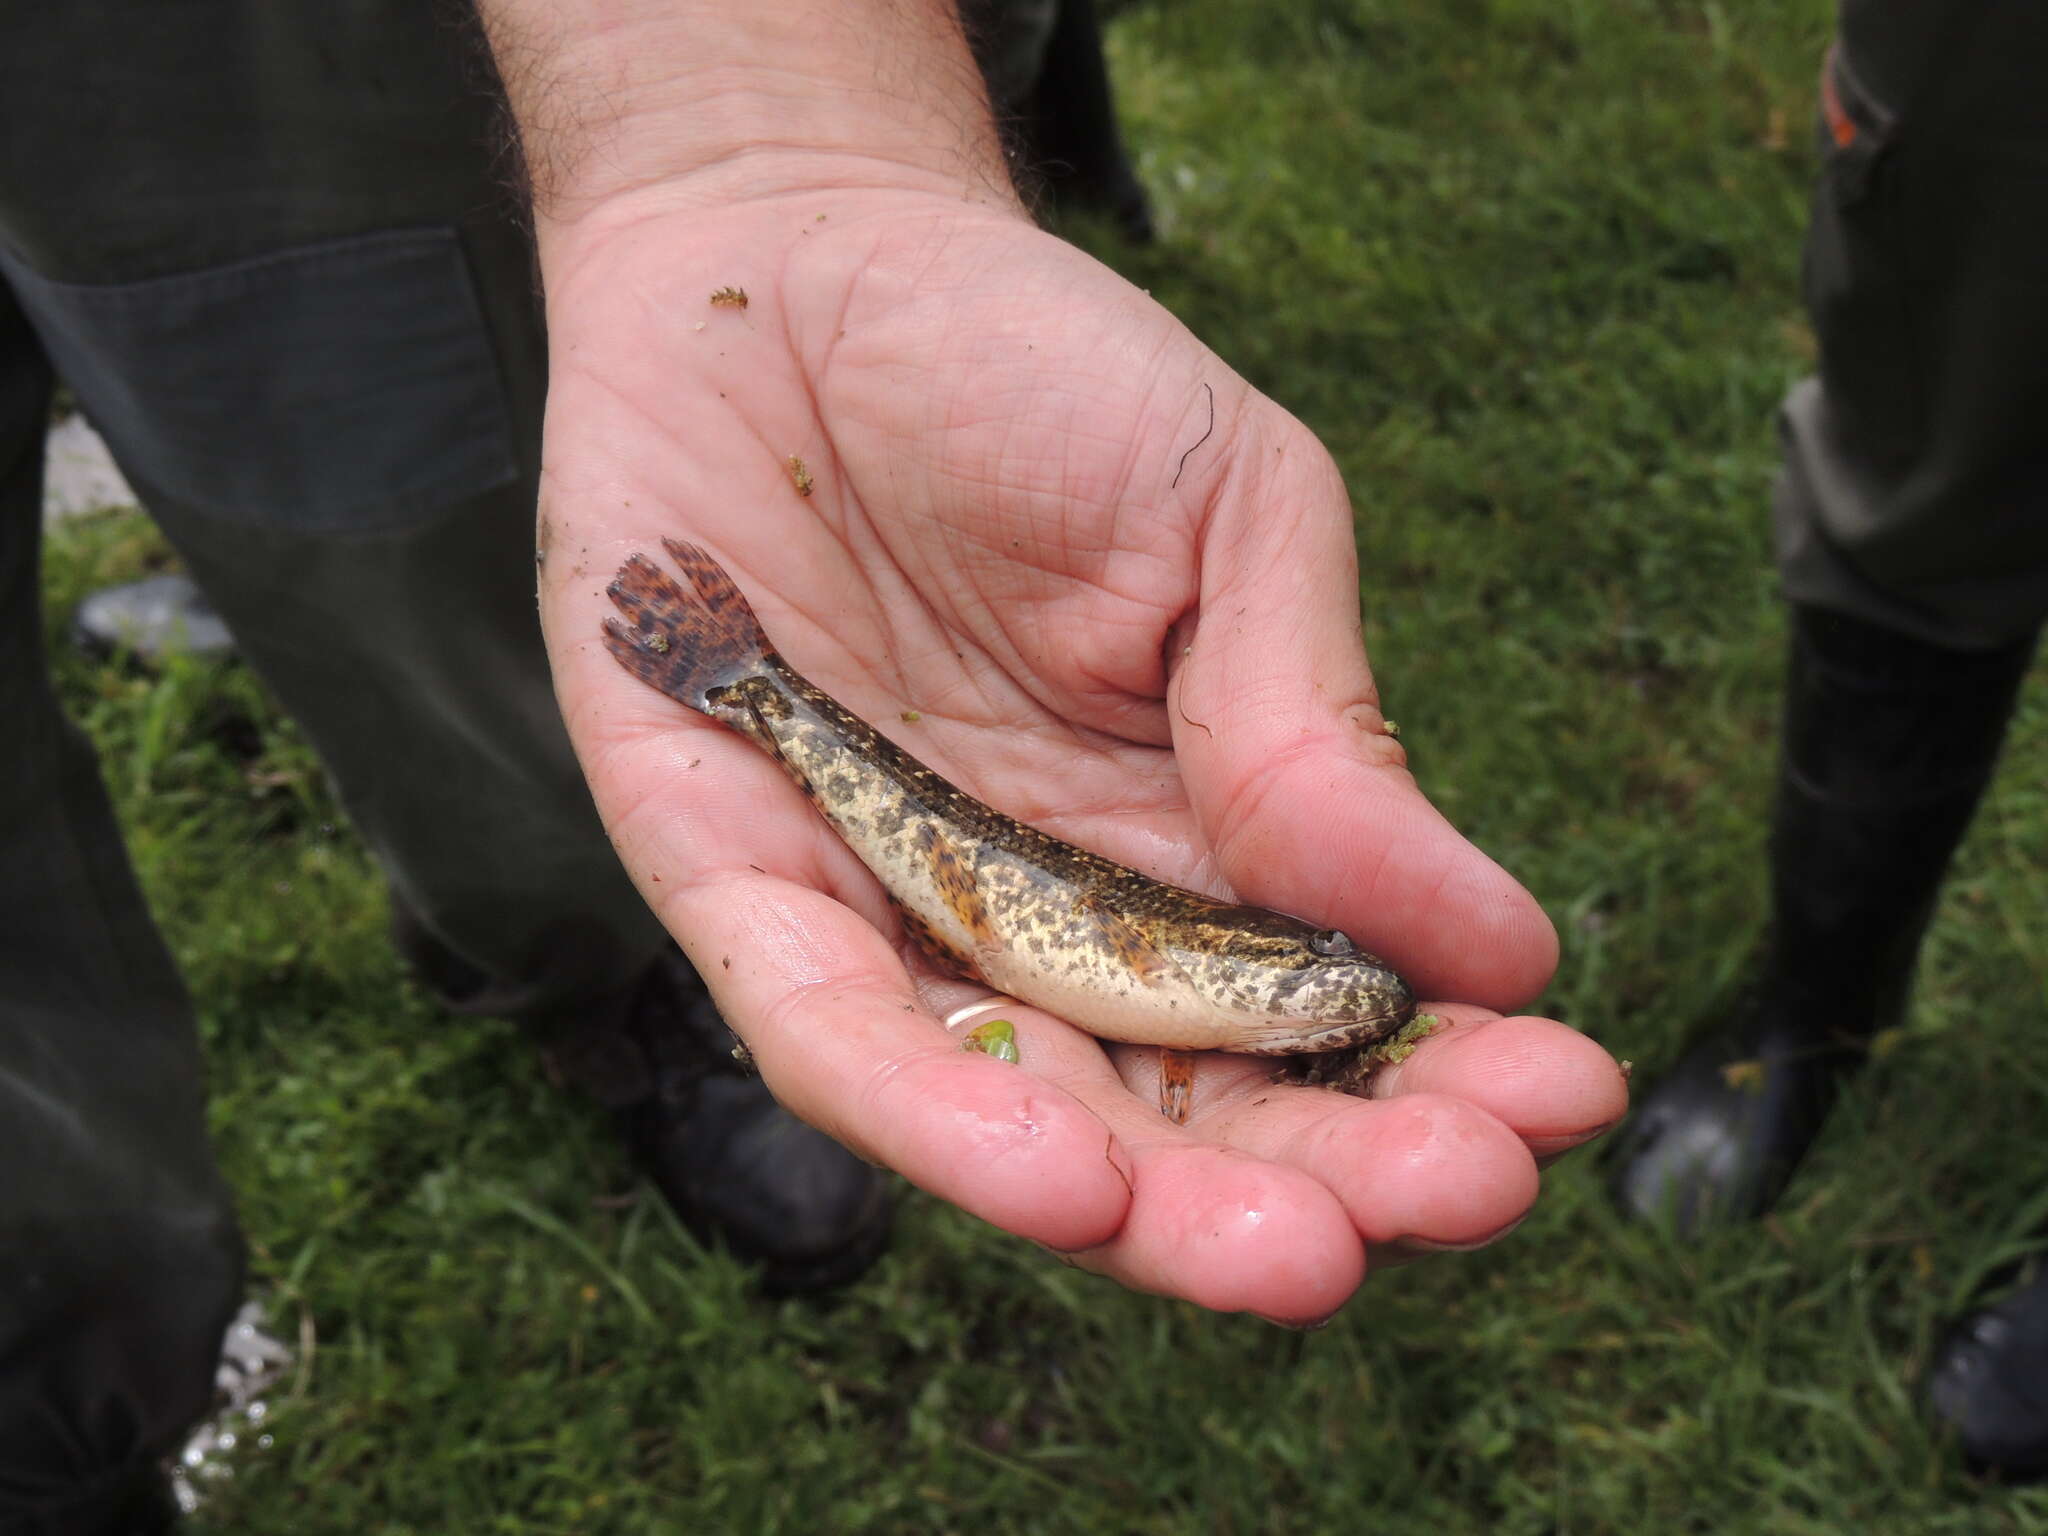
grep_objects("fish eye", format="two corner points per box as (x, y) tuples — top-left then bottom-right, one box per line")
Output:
(1308, 929), (1357, 958)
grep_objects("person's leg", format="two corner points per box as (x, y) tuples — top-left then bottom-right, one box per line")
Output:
(0, 281), (238, 1535)
(1609, 0), (2048, 1474)
(1, 3), (887, 1296)
(963, 0), (1154, 240)
(1613, 0), (2048, 1229)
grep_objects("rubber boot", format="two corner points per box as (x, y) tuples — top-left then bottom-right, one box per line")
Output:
(535, 950), (894, 1297)
(613, 956), (894, 1298)
(1608, 605), (2036, 1236)
(1926, 1258), (2048, 1479)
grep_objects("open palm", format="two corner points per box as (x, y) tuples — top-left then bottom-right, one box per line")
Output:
(537, 191), (1626, 1321)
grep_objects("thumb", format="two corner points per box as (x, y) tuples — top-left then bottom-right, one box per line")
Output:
(1170, 408), (1556, 1011)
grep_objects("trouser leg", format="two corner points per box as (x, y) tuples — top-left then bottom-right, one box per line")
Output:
(174, 493), (669, 1026)
(0, 3), (669, 1036)
(0, 280), (240, 1533)
(961, 0), (1153, 239)
(1016, 0), (1154, 239)
(1611, 0), (2048, 1235)
(0, 1), (889, 1305)
(1, 223), (668, 1041)
(1775, 0), (2048, 649)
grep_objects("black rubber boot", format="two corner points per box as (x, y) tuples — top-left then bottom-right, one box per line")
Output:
(1926, 1259), (2048, 1479)
(1608, 606), (2036, 1236)
(547, 952), (893, 1297)
(615, 959), (893, 1297)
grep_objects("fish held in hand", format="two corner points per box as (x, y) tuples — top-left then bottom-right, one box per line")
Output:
(602, 540), (1415, 1071)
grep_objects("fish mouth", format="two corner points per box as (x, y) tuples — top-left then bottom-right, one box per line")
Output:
(1235, 994), (1419, 1057)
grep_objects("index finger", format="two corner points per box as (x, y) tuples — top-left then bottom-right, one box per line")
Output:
(649, 852), (1138, 1254)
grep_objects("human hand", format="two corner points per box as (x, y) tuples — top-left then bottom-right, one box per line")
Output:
(489, 0), (1628, 1323)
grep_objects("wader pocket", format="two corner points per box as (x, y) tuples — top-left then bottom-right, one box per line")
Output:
(0, 226), (518, 533)
(1801, 44), (1922, 471)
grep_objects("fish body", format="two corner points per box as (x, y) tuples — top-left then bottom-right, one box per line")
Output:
(603, 540), (1414, 1058)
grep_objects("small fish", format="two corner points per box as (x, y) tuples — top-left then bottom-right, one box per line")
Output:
(603, 542), (1415, 1106)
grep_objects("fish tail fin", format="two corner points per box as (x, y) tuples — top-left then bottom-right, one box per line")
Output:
(603, 538), (772, 710)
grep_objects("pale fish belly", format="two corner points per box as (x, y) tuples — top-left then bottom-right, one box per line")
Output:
(964, 858), (1250, 1048)
(944, 864), (1366, 1052)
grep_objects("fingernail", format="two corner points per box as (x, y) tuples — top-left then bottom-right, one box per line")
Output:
(1251, 1311), (1337, 1332)
(1527, 1118), (1624, 1162)
(1030, 1239), (1104, 1269)
(1396, 1210), (1530, 1254)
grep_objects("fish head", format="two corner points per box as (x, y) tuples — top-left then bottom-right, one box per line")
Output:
(1195, 908), (1417, 1054)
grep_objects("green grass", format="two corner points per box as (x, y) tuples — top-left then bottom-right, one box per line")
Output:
(40, 0), (2048, 1529)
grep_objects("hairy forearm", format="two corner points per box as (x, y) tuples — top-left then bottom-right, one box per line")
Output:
(473, 0), (1017, 234)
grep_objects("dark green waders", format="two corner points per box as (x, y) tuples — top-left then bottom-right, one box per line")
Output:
(1610, 3), (2048, 1234)
(1776, 0), (2048, 651)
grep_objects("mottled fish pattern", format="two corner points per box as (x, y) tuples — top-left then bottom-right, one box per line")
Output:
(603, 541), (1415, 1091)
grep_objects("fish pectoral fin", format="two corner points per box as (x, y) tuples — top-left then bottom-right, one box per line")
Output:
(891, 897), (983, 982)
(915, 822), (999, 948)
(1158, 1049), (1197, 1125)
(1072, 891), (1187, 989)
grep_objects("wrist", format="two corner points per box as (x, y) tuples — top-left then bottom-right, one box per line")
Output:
(476, 0), (1023, 248)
